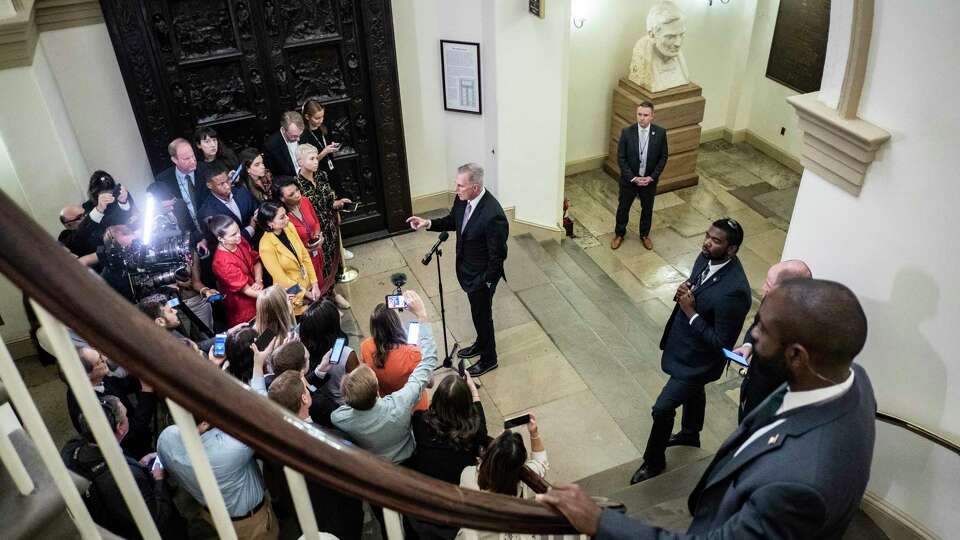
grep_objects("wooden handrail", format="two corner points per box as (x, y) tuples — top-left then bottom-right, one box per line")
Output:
(0, 190), (576, 535)
(875, 412), (960, 457)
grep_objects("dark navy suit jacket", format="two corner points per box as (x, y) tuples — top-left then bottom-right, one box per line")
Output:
(598, 363), (877, 539)
(659, 254), (752, 384)
(196, 185), (258, 240)
(427, 191), (508, 293)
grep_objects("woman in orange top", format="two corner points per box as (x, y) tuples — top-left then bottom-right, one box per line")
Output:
(359, 303), (429, 411)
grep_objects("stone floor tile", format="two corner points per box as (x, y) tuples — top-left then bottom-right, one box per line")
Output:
(398, 244), (461, 298)
(346, 237), (407, 276)
(390, 229), (439, 252)
(622, 252), (686, 288)
(754, 187), (798, 222)
(743, 228), (786, 266)
(523, 390), (640, 483)
(480, 347), (587, 417)
(727, 206), (776, 236)
(735, 247), (772, 297)
(582, 242), (628, 275)
(655, 204), (713, 238)
(649, 228), (703, 263)
(503, 236), (552, 293)
(440, 285), (533, 345)
(638, 298), (673, 329)
(653, 191), (687, 211)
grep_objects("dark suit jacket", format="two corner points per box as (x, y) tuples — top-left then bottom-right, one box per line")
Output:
(196, 185), (258, 240)
(660, 254), (752, 384)
(617, 122), (668, 185)
(738, 314), (786, 422)
(147, 167), (209, 236)
(597, 363), (877, 539)
(428, 191), (508, 293)
(264, 131), (299, 178)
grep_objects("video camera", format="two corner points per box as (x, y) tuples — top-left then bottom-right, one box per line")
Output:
(385, 272), (407, 310)
(102, 232), (192, 301)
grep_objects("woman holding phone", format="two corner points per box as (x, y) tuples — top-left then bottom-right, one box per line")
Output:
(359, 303), (428, 411)
(299, 299), (358, 406)
(209, 215), (263, 327)
(256, 201), (320, 317)
(272, 176), (326, 295)
(295, 143), (351, 309)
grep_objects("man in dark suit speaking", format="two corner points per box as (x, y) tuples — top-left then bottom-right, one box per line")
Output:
(633, 218), (752, 484)
(539, 279), (876, 539)
(612, 101), (668, 251)
(407, 163), (508, 377)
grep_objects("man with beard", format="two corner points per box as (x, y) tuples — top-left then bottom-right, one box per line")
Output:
(539, 279), (876, 539)
(732, 259), (812, 422)
(631, 218), (752, 484)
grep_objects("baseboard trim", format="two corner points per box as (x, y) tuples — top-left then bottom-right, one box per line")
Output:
(564, 155), (606, 177)
(861, 490), (939, 540)
(5, 336), (37, 360)
(411, 190), (454, 214)
(699, 127), (725, 143)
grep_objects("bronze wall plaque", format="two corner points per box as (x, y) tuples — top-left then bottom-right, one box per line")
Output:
(765, 0), (831, 93)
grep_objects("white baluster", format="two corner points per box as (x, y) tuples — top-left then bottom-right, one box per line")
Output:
(166, 399), (239, 540)
(283, 466), (322, 539)
(0, 330), (101, 539)
(0, 404), (35, 495)
(383, 507), (406, 539)
(32, 301), (162, 540)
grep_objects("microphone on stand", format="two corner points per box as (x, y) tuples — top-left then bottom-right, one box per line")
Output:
(422, 231), (449, 265)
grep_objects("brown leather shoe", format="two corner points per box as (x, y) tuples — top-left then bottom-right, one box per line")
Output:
(611, 235), (624, 250)
(641, 236), (654, 250)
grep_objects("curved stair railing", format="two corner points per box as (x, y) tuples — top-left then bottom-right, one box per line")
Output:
(0, 189), (579, 539)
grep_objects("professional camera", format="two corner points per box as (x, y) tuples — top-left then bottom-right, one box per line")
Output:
(102, 232), (192, 301)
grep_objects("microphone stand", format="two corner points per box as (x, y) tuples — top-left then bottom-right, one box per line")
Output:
(422, 232), (457, 369)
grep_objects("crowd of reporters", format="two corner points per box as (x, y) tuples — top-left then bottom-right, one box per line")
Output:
(52, 117), (547, 539)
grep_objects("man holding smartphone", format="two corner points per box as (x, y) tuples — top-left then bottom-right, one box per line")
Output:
(406, 163), (509, 377)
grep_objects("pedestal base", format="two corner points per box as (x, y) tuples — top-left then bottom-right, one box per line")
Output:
(603, 79), (705, 194)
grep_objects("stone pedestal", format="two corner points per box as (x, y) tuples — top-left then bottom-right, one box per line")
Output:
(603, 78), (705, 193)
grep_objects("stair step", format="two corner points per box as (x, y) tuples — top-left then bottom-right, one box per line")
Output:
(1, 429), (89, 539)
(575, 446), (712, 498)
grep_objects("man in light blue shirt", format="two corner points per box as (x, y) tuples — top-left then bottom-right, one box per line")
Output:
(157, 343), (278, 538)
(332, 290), (437, 464)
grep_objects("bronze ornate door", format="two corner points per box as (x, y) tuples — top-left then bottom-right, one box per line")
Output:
(99, 0), (411, 238)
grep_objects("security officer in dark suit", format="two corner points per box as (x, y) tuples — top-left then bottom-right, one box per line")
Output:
(633, 218), (752, 483)
(733, 259), (812, 423)
(612, 101), (669, 251)
(406, 163), (509, 377)
(196, 162), (259, 241)
(539, 279), (877, 540)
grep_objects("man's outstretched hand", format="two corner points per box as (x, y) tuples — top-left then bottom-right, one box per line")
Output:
(535, 484), (602, 536)
(406, 216), (430, 231)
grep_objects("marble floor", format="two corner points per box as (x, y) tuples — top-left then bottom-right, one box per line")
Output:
(332, 141), (801, 485)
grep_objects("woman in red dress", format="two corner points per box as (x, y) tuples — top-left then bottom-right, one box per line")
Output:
(273, 176), (328, 296)
(208, 215), (264, 326)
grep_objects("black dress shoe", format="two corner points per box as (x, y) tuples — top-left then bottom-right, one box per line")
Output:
(630, 462), (665, 484)
(467, 361), (498, 377)
(458, 344), (481, 359)
(665, 433), (701, 448)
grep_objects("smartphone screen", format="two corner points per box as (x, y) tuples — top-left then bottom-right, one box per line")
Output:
(206, 293), (224, 303)
(286, 284), (302, 295)
(406, 322), (420, 345)
(342, 202), (360, 213)
(255, 329), (277, 351)
(503, 414), (532, 430)
(385, 294), (406, 309)
(166, 297), (180, 308)
(328, 337), (346, 365)
(152, 456), (163, 470)
(723, 348), (749, 367)
(213, 333), (227, 358)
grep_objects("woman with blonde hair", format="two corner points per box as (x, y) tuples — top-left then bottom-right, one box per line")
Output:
(255, 285), (295, 339)
(295, 143), (351, 309)
(256, 201), (320, 317)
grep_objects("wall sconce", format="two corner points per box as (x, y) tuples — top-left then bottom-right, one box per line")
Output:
(572, 16), (585, 28)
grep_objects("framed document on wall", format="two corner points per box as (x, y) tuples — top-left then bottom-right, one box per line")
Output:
(765, 0), (831, 93)
(440, 40), (482, 114)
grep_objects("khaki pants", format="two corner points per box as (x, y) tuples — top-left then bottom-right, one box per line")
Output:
(203, 501), (279, 540)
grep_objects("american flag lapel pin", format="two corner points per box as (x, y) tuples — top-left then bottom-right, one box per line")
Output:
(768, 434), (779, 445)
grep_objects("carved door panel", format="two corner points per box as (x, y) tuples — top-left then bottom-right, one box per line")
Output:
(99, 0), (412, 239)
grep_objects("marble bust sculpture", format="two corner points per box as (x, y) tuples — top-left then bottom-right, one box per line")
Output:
(629, 1), (690, 92)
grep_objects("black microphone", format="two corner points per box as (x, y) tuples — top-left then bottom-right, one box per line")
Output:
(421, 231), (449, 265)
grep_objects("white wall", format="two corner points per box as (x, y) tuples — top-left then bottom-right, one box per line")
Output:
(39, 24), (153, 201)
(566, 0), (808, 164)
(782, 1), (960, 535)
(393, 0), (569, 228)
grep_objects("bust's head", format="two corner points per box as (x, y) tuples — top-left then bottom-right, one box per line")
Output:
(647, 1), (686, 59)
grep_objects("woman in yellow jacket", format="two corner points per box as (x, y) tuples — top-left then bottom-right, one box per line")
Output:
(256, 201), (321, 316)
